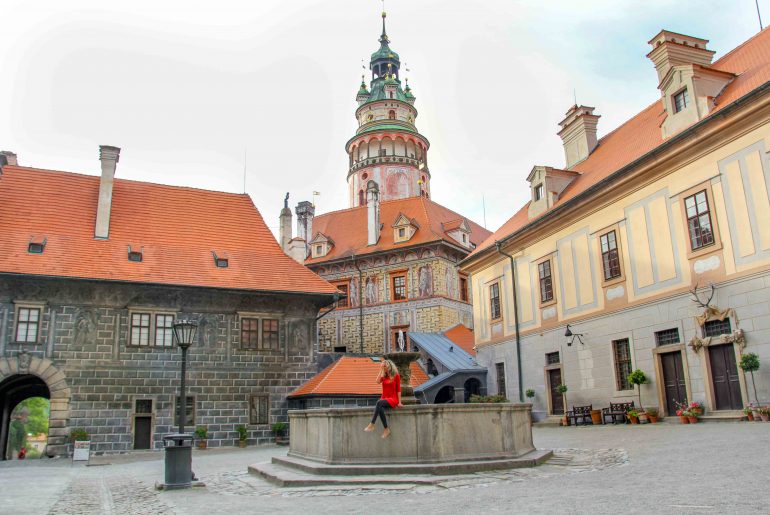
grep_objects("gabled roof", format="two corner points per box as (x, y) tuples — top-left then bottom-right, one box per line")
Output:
(408, 332), (482, 371)
(392, 212), (419, 228)
(442, 218), (469, 232)
(288, 357), (428, 397)
(443, 324), (476, 356)
(0, 166), (338, 295)
(305, 197), (491, 264)
(469, 26), (770, 259)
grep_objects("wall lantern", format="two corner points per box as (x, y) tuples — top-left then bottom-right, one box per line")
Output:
(564, 324), (585, 346)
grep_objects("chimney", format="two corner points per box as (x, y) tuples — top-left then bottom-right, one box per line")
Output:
(0, 151), (18, 172)
(279, 193), (293, 252)
(647, 30), (714, 83)
(94, 145), (121, 239)
(557, 105), (600, 169)
(295, 199), (315, 245)
(366, 180), (380, 245)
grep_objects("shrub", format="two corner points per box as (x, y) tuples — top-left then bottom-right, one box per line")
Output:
(739, 353), (760, 372)
(645, 407), (659, 417)
(70, 428), (89, 442)
(469, 394), (508, 403)
(272, 422), (288, 436)
(236, 425), (248, 441)
(556, 384), (568, 394)
(525, 389), (535, 399)
(194, 426), (208, 439)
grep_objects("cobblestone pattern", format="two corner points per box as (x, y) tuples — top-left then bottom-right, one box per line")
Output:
(48, 475), (175, 514)
(199, 448), (628, 498)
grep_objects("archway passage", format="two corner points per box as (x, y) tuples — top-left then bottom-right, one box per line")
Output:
(434, 385), (455, 404)
(464, 378), (482, 403)
(0, 375), (49, 460)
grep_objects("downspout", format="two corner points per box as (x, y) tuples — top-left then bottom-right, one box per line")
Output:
(495, 241), (523, 403)
(352, 255), (364, 354)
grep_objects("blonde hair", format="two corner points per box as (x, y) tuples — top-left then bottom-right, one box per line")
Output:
(382, 359), (399, 378)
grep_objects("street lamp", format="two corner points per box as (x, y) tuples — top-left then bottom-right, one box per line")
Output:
(161, 319), (198, 490)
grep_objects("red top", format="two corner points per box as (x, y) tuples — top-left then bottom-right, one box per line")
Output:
(379, 373), (401, 408)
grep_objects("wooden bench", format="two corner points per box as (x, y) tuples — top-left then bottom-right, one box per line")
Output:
(565, 405), (593, 426)
(602, 401), (634, 424)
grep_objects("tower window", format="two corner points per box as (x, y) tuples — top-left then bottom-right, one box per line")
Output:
(389, 110), (396, 120)
(358, 190), (365, 205)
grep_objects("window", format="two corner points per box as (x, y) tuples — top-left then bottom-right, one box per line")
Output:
(154, 314), (174, 347)
(128, 250), (142, 262)
(335, 283), (349, 308)
(130, 313), (151, 346)
(333, 345), (347, 353)
(215, 257), (229, 268)
(15, 307), (41, 343)
(358, 190), (365, 205)
(135, 399), (153, 414)
(28, 242), (45, 254)
(489, 283), (501, 320)
(398, 227), (406, 238)
(392, 274), (407, 301)
(459, 276), (469, 302)
(538, 260), (554, 303)
(546, 351), (560, 365)
(600, 231), (621, 281)
(613, 339), (633, 391)
(241, 318), (259, 349)
(262, 319), (280, 350)
(673, 88), (689, 113)
(129, 312), (175, 347)
(249, 394), (269, 425)
(388, 110), (396, 120)
(174, 395), (195, 427)
(315, 245), (323, 255)
(704, 318), (732, 337)
(684, 191), (715, 250)
(655, 328), (680, 346)
(495, 362), (506, 397)
(534, 184), (544, 201)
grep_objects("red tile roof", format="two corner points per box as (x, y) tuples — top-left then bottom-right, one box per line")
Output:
(306, 197), (491, 264)
(470, 27), (770, 258)
(0, 166), (338, 295)
(443, 324), (476, 356)
(289, 357), (429, 397)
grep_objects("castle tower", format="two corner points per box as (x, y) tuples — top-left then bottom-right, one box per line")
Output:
(346, 12), (431, 207)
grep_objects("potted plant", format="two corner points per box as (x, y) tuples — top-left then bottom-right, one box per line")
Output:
(525, 389), (535, 402)
(760, 407), (770, 422)
(194, 426), (209, 449)
(236, 425), (248, 448)
(556, 384), (568, 425)
(70, 428), (89, 442)
(272, 422), (288, 445)
(688, 401), (704, 417)
(645, 407), (659, 423)
(739, 353), (760, 406)
(675, 402), (689, 424)
(626, 409), (640, 424)
(686, 410), (699, 424)
(743, 406), (755, 422)
(627, 370), (648, 412)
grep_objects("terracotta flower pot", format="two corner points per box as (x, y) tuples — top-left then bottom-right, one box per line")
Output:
(746, 412), (754, 421)
(679, 416), (689, 424)
(752, 410), (762, 421)
(197, 440), (207, 450)
(628, 415), (639, 424)
(687, 416), (698, 424)
(648, 415), (658, 423)
(590, 410), (602, 425)
(761, 413), (770, 422)
(238, 440), (247, 448)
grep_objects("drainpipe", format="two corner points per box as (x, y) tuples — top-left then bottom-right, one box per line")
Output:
(495, 241), (523, 403)
(351, 255), (364, 354)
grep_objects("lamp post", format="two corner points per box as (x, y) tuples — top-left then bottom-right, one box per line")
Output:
(161, 319), (198, 490)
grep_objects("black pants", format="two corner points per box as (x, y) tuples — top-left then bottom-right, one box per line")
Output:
(370, 399), (391, 428)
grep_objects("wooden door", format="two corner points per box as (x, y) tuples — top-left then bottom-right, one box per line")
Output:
(134, 416), (152, 449)
(709, 344), (743, 410)
(548, 368), (564, 415)
(661, 351), (687, 416)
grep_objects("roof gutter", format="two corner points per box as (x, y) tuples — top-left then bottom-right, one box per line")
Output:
(495, 242), (523, 403)
(464, 80), (770, 267)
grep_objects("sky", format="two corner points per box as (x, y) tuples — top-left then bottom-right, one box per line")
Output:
(1, 0), (767, 237)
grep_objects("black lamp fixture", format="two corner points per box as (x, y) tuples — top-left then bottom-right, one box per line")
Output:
(172, 319), (198, 434)
(564, 324), (585, 346)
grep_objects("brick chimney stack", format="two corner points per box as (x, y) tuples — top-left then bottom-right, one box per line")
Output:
(647, 30), (714, 83)
(557, 105), (600, 169)
(95, 145), (121, 239)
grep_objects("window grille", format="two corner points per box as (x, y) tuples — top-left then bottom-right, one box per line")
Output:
(655, 328), (680, 346)
(613, 339), (633, 391)
(546, 351), (560, 365)
(489, 283), (501, 320)
(495, 362), (506, 397)
(704, 318), (732, 337)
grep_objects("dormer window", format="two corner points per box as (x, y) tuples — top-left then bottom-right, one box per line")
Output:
(28, 239), (46, 254)
(212, 252), (229, 268)
(398, 228), (405, 238)
(393, 214), (419, 243)
(315, 245), (323, 255)
(673, 88), (689, 113)
(309, 232), (334, 258)
(534, 184), (544, 201)
(127, 247), (143, 262)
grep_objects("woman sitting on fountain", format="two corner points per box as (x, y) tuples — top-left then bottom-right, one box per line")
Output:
(364, 358), (403, 438)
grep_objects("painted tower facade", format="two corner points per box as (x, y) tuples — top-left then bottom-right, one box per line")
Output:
(347, 12), (431, 207)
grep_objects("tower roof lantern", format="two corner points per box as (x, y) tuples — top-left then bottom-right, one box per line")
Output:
(371, 11), (400, 63)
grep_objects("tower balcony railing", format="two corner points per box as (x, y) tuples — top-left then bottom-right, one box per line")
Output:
(348, 155), (427, 173)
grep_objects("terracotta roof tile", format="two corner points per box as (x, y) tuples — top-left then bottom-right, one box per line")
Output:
(289, 356), (428, 397)
(306, 197), (491, 264)
(471, 27), (770, 258)
(0, 167), (338, 295)
(443, 324), (476, 356)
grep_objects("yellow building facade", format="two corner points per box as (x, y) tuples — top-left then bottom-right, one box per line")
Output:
(462, 29), (770, 420)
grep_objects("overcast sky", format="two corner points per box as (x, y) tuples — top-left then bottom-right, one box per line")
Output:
(2, 0), (766, 237)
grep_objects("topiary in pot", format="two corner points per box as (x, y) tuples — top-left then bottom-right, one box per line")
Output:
(525, 389), (536, 401)
(627, 370), (648, 411)
(739, 353), (760, 405)
(194, 426), (209, 449)
(236, 425), (248, 448)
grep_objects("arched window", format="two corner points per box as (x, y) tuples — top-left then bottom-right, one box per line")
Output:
(388, 110), (396, 120)
(358, 190), (365, 206)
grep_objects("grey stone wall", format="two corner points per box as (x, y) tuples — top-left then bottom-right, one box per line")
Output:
(0, 276), (330, 455)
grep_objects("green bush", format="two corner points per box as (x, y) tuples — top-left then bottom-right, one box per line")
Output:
(739, 353), (760, 372)
(469, 394), (508, 403)
(194, 426), (208, 439)
(70, 428), (89, 442)
(556, 384), (568, 394)
(525, 389), (535, 399)
(272, 422), (288, 436)
(236, 425), (248, 441)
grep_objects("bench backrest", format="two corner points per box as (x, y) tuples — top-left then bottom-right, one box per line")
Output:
(572, 405), (592, 414)
(609, 401), (634, 412)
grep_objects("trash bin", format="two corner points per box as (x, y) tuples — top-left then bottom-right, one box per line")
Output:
(163, 433), (193, 489)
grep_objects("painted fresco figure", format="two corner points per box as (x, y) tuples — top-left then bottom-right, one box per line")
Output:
(365, 276), (378, 305)
(418, 265), (433, 297)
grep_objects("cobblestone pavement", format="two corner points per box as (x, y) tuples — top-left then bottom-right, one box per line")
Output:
(1, 423), (769, 514)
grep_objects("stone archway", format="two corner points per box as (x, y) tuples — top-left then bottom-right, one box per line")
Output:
(0, 354), (70, 458)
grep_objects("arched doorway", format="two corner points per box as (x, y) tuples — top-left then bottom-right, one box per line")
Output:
(434, 385), (455, 404)
(0, 356), (70, 459)
(1, 375), (49, 460)
(464, 378), (482, 403)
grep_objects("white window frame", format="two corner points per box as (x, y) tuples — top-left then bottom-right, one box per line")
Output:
(13, 302), (45, 344)
(127, 309), (176, 347)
